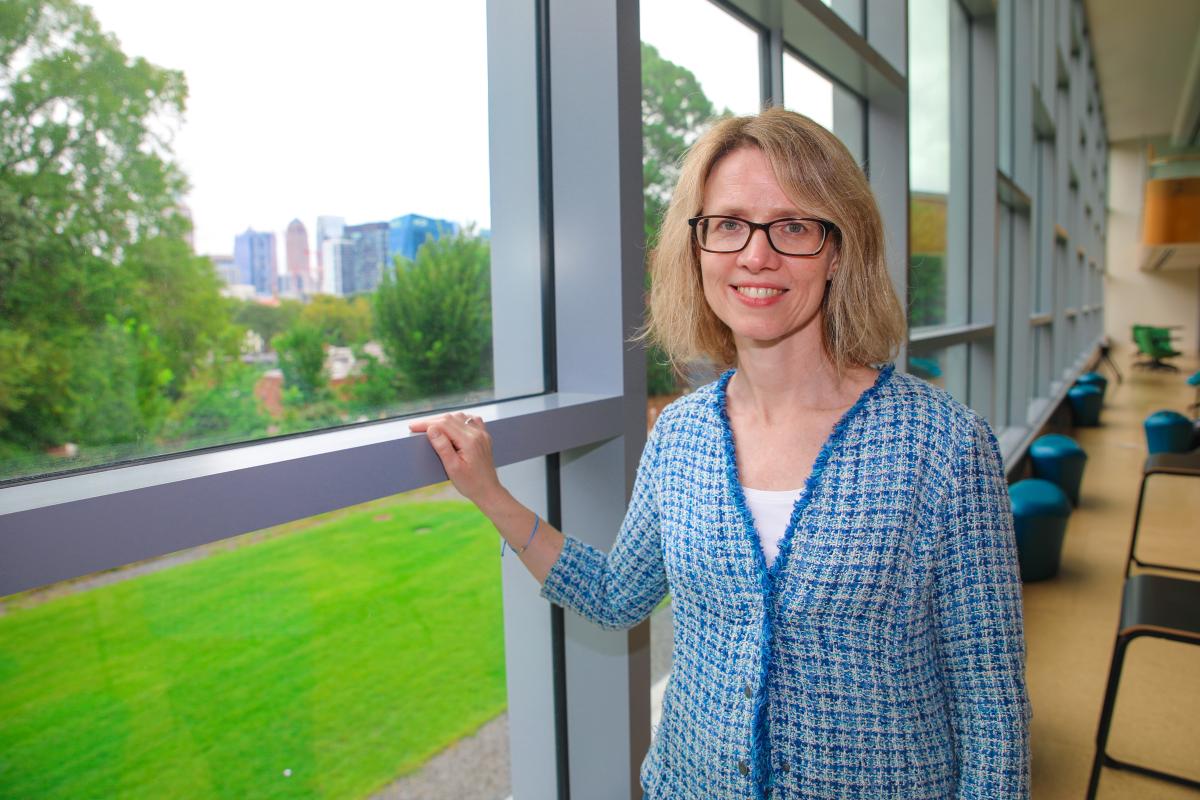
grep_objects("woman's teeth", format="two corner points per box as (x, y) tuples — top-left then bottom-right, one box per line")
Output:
(735, 286), (784, 298)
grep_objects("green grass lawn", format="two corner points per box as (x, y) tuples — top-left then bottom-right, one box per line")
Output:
(0, 498), (505, 799)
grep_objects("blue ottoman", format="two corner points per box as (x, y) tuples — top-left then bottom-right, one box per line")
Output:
(1029, 434), (1088, 506)
(1010, 479), (1072, 582)
(1068, 385), (1103, 426)
(1075, 372), (1108, 402)
(1144, 410), (1194, 454)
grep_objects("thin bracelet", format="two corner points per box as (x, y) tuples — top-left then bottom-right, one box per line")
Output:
(501, 513), (540, 557)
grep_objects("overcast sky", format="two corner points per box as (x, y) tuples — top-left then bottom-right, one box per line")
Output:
(85, 0), (867, 262)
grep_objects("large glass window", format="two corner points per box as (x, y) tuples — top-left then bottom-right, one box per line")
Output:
(0, 484), (509, 798)
(908, 0), (970, 333)
(0, 1), (521, 483)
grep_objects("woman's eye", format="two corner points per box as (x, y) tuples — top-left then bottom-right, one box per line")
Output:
(717, 219), (743, 232)
(781, 221), (809, 235)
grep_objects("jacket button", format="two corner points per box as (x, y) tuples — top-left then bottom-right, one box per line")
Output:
(744, 684), (753, 698)
(738, 759), (750, 776)
(781, 762), (791, 773)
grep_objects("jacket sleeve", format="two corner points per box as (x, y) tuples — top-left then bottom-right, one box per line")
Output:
(933, 414), (1031, 799)
(539, 423), (668, 630)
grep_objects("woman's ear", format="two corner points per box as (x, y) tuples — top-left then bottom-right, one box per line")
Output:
(826, 250), (839, 282)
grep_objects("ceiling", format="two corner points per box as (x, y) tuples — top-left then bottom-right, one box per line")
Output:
(1084, 0), (1200, 144)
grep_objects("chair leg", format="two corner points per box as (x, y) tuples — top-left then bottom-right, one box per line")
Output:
(1087, 635), (1131, 799)
(1126, 474), (1150, 578)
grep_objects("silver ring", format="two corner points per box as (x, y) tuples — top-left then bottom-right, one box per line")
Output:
(464, 417), (473, 425)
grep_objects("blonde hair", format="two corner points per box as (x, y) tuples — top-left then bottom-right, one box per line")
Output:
(645, 106), (906, 372)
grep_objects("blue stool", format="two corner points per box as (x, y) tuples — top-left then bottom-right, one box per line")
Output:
(1030, 434), (1088, 506)
(1010, 479), (1072, 581)
(1075, 372), (1108, 402)
(1068, 385), (1103, 427)
(1144, 410), (1194, 454)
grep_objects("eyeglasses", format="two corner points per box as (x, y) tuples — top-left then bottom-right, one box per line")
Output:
(687, 215), (835, 257)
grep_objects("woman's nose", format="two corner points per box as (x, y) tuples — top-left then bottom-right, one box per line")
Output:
(737, 227), (776, 271)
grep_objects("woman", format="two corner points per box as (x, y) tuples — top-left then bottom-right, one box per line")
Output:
(410, 107), (1029, 799)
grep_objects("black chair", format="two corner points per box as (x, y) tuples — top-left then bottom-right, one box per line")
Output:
(1126, 449), (1200, 578)
(1086, 574), (1200, 798)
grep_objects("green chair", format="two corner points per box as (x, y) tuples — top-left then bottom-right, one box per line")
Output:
(1132, 325), (1181, 372)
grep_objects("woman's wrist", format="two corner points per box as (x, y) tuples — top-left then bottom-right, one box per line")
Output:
(475, 483), (517, 521)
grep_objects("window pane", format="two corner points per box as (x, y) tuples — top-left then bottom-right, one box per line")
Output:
(783, 53), (865, 165)
(0, 484), (509, 798)
(640, 0), (762, 120)
(908, 0), (970, 331)
(0, 1), (530, 483)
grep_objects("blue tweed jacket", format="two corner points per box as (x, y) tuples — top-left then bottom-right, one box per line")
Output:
(541, 365), (1030, 799)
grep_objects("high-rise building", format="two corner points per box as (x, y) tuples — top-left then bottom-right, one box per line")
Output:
(284, 219), (312, 297)
(319, 238), (355, 296)
(315, 215), (345, 290)
(344, 222), (390, 294)
(387, 213), (459, 264)
(210, 254), (238, 285)
(233, 228), (277, 297)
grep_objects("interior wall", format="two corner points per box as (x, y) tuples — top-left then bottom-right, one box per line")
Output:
(1103, 140), (1200, 355)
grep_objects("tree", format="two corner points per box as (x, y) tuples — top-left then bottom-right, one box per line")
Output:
(640, 43), (723, 394)
(273, 323), (328, 404)
(641, 42), (721, 249)
(0, 0), (205, 458)
(232, 299), (303, 350)
(299, 294), (372, 346)
(164, 362), (270, 444)
(373, 233), (492, 399)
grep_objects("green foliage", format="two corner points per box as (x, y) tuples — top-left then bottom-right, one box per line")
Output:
(641, 42), (721, 250)
(66, 316), (173, 446)
(908, 254), (946, 328)
(299, 294), (372, 346)
(349, 349), (405, 413)
(273, 323), (328, 404)
(0, 0), (236, 463)
(123, 237), (241, 398)
(232, 299), (303, 350)
(164, 362), (270, 444)
(0, 499), (506, 799)
(373, 233), (492, 398)
(0, 0), (190, 257)
(639, 43), (722, 394)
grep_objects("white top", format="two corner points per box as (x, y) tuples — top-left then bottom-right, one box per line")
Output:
(741, 485), (803, 567)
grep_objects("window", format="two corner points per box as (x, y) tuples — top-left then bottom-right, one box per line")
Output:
(0, 0), (524, 484)
(908, 0), (970, 333)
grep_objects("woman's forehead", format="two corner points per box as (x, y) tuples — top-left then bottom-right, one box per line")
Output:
(702, 147), (818, 217)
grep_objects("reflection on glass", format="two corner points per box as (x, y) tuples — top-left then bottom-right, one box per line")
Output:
(909, 342), (969, 405)
(0, 1), (502, 483)
(908, 0), (969, 331)
(0, 484), (508, 798)
(783, 53), (865, 165)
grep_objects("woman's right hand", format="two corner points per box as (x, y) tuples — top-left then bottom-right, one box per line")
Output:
(408, 412), (504, 508)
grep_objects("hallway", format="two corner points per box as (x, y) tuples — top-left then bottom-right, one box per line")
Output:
(1025, 355), (1200, 798)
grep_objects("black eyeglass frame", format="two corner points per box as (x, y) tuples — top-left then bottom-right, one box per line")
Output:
(687, 215), (837, 257)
